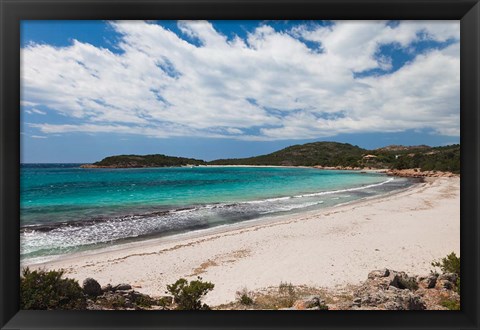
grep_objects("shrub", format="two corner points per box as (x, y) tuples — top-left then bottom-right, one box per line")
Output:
(317, 302), (329, 310)
(135, 295), (154, 308)
(277, 282), (298, 308)
(432, 252), (460, 294)
(431, 252), (460, 276)
(20, 268), (86, 310)
(156, 296), (173, 307)
(440, 298), (460, 310)
(236, 287), (254, 306)
(96, 295), (127, 309)
(278, 282), (295, 296)
(166, 277), (214, 310)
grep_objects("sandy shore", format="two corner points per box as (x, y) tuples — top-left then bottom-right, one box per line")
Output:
(27, 177), (460, 306)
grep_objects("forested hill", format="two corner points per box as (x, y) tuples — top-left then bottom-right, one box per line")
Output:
(81, 142), (460, 173)
(210, 142), (366, 167)
(80, 154), (206, 168)
(211, 142), (460, 173)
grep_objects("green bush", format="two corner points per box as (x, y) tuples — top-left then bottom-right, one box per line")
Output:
(456, 277), (460, 295)
(431, 252), (460, 276)
(432, 252), (460, 294)
(440, 298), (460, 310)
(166, 277), (214, 310)
(20, 268), (86, 310)
(236, 287), (254, 306)
(156, 296), (173, 308)
(96, 295), (127, 309)
(317, 303), (329, 310)
(135, 295), (154, 308)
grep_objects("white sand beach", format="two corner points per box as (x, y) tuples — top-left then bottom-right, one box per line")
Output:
(27, 177), (460, 306)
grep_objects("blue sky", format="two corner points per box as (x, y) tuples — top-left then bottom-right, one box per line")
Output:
(21, 20), (460, 163)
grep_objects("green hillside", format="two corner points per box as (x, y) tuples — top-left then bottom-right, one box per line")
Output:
(83, 142), (460, 173)
(90, 154), (206, 168)
(380, 144), (460, 173)
(210, 142), (460, 173)
(210, 142), (366, 167)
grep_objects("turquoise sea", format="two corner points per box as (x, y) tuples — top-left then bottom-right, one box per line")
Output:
(20, 164), (415, 262)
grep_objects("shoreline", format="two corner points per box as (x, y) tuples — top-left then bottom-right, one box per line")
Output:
(20, 169), (406, 260)
(25, 176), (460, 306)
(22, 175), (416, 266)
(79, 163), (459, 180)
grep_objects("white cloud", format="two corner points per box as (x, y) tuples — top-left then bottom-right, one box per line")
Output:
(25, 108), (47, 115)
(225, 127), (243, 135)
(21, 20), (460, 141)
(21, 100), (38, 107)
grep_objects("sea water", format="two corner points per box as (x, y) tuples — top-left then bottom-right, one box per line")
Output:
(20, 164), (415, 262)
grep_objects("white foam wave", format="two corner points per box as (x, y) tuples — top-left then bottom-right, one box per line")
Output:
(295, 178), (394, 198)
(243, 178), (394, 204)
(22, 177), (398, 260)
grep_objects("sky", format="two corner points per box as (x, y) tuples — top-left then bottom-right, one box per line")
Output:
(20, 20), (460, 163)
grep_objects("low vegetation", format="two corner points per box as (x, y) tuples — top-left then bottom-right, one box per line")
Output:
(391, 145), (460, 173)
(95, 295), (127, 309)
(166, 277), (215, 310)
(20, 268), (86, 310)
(431, 252), (460, 276)
(21, 268), (215, 310)
(236, 287), (254, 306)
(440, 297), (460, 310)
(221, 283), (329, 310)
(432, 252), (460, 294)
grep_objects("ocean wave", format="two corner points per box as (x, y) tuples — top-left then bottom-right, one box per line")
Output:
(20, 179), (394, 233)
(295, 178), (394, 198)
(21, 176), (410, 260)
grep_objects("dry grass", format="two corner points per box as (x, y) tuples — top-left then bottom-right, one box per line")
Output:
(215, 283), (328, 310)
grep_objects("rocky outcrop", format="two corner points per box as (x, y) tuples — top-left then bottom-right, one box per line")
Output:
(82, 278), (102, 297)
(436, 273), (458, 290)
(80, 164), (154, 169)
(80, 270), (459, 311)
(113, 283), (132, 291)
(366, 269), (419, 290)
(83, 280), (172, 310)
(348, 269), (459, 310)
(79, 164), (105, 168)
(101, 284), (113, 292)
(312, 167), (459, 177)
(313, 165), (364, 170)
(265, 268), (459, 311)
(353, 269), (425, 310)
(367, 268), (390, 279)
(418, 274), (437, 289)
(292, 296), (328, 310)
(352, 286), (426, 310)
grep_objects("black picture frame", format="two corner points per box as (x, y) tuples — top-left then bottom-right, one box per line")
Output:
(1, 0), (479, 329)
